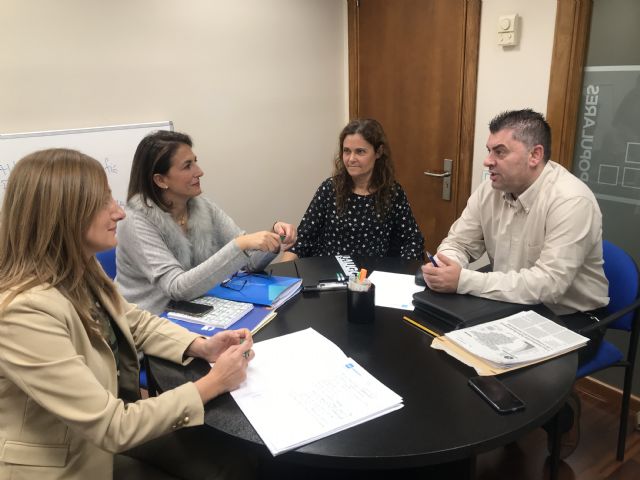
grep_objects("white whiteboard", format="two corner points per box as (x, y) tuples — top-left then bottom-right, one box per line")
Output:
(0, 121), (173, 207)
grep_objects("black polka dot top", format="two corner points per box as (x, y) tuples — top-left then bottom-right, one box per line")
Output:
(290, 178), (425, 260)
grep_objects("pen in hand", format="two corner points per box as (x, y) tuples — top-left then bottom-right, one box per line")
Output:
(426, 251), (439, 268)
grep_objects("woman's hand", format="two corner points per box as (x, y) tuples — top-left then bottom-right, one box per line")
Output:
(272, 221), (297, 251)
(192, 330), (254, 402)
(277, 251), (299, 262)
(186, 329), (251, 363)
(235, 231), (281, 253)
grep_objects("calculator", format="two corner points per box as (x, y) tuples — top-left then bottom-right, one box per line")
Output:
(167, 296), (253, 329)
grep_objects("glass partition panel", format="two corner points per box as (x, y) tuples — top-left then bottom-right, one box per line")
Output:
(572, 0), (640, 392)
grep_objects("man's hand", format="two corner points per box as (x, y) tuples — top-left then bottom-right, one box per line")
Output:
(421, 253), (461, 293)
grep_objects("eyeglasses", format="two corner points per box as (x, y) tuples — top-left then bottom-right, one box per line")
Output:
(220, 270), (272, 292)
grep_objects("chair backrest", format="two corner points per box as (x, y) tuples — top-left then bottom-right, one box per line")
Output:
(96, 248), (117, 280)
(602, 240), (640, 331)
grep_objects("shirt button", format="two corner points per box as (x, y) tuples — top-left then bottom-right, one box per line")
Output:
(183, 416), (190, 424)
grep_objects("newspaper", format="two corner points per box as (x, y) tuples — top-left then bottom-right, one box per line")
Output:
(444, 310), (588, 368)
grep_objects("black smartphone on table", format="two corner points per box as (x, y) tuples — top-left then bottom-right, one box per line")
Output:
(167, 300), (213, 317)
(468, 375), (525, 414)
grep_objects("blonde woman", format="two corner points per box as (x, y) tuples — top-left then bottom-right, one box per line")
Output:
(0, 149), (256, 479)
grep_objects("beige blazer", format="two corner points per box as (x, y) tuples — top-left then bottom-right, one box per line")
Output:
(0, 285), (205, 480)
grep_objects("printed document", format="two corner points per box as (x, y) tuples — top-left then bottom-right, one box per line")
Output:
(443, 310), (588, 368)
(230, 328), (403, 455)
(368, 271), (424, 310)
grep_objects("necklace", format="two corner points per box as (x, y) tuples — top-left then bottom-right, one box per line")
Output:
(175, 210), (188, 226)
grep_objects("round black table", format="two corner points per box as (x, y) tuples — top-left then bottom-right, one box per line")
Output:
(149, 257), (576, 473)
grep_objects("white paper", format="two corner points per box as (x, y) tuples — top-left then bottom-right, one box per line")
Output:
(444, 310), (589, 367)
(230, 328), (403, 455)
(368, 271), (424, 310)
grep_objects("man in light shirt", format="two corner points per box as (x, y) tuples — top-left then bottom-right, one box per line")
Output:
(421, 109), (609, 458)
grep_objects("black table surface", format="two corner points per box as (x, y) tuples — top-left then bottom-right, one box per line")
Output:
(149, 256), (577, 470)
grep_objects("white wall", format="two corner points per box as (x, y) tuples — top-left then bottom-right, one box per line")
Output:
(0, 0), (348, 230)
(1, 0), (559, 227)
(471, 0), (557, 191)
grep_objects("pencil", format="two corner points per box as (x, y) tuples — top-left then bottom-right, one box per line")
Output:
(402, 316), (441, 337)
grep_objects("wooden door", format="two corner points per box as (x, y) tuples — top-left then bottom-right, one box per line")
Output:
(348, 0), (480, 252)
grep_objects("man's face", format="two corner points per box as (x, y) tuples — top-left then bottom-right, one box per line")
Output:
(483, 128), (538, 196)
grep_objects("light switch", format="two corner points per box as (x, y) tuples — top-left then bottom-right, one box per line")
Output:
(497, 14), (519, 46)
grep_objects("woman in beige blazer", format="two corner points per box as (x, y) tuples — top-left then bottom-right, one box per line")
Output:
(0, 149), (256, 480)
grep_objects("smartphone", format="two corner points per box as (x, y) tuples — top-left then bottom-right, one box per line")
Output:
(167, 300), (213, 317)
(468, 376), (525, 414)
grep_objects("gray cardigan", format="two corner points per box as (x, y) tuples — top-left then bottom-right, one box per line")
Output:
(116, 194), (276, 314)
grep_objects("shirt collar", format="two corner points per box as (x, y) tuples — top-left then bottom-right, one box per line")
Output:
(502, 161), (555, 213)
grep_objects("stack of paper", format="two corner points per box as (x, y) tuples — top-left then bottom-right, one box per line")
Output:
(368, 270), (424, 310)
(432, 310), (588, 375)
(169, 306), (277, 337)
(230, 328), (403, 455)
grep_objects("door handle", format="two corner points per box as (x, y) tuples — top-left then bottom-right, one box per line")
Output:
(424, 159), (453, 201)
(423, 171), (451, 178)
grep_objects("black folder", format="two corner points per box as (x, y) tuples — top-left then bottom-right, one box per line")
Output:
(412, 288), (527, 330)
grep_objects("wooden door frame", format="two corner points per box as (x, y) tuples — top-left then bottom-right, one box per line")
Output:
(347, 0), (481, 217)
(546, 0), (593, 169)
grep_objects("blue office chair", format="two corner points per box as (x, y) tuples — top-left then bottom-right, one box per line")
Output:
(95, 248), (155, 395)
(96, 248), (117, 280)
(576, 240), (640, 461)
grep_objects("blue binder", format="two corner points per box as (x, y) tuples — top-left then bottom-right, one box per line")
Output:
(208, 273), (301, 307)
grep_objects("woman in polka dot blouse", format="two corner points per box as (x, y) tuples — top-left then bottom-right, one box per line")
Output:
(285, 119), (425, 260)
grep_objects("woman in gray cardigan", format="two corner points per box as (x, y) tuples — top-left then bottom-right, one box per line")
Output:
(116, 131), (296, 314)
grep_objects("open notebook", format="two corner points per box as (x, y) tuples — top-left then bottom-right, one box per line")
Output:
(230, 328), (403, 455)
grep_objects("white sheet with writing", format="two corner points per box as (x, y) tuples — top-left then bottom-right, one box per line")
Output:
(368, 270), (424, 310)
(444, 310), (589, 367)
(230, 328), (403, 455)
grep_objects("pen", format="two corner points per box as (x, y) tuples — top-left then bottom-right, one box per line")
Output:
(426, 251), (439, 268)
(319, 281), (348, 289)
(240, 337), (250, 358)
(305, 282), (348, 291)
(402, 316), (441, 337)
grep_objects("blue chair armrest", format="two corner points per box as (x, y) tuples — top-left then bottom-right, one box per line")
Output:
(576, 340), (624, 378)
